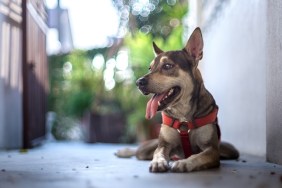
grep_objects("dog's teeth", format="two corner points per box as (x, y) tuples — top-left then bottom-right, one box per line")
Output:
(158, 101), (161, 106)
(168, 89), (173, 96)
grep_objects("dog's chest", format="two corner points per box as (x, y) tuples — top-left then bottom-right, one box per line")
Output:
(189, 124), (219, 151)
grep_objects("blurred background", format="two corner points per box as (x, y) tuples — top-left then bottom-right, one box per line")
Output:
(46, 0), (188, 144)
(0, 0), (282, 165)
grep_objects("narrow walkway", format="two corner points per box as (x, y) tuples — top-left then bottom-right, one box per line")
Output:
(0, 142), (281, 188)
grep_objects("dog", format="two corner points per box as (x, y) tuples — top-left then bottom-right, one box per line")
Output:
(116, 27), (239, 173)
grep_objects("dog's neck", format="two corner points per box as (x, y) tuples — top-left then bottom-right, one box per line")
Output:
(164, 78), (216, 122)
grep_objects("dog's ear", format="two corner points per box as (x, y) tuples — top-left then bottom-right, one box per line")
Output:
(184, 27), (203, 61)
(152, 42), (163, 55)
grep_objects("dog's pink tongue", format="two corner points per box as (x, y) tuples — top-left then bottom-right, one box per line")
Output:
(146, 93), (166, 119)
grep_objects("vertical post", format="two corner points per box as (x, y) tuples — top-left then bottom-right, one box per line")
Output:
(266, 0), (282, 165)
(21, 0), (29, 149)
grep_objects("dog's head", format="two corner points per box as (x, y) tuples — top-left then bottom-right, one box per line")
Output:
(136, 27), (204, 119)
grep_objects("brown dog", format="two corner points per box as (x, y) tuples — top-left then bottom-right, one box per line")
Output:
(116, 27), (239, 172)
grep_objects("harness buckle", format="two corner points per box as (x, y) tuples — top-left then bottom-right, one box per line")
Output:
(177, 122), (190, 133)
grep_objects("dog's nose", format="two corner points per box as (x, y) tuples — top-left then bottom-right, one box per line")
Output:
(136, 77), (148, 87)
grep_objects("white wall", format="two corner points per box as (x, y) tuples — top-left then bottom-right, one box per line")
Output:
(0, 81), (23, 149)
(0, 79), (4, 147)
(0, 16), (23, 149)
(200, 0), (267, 156)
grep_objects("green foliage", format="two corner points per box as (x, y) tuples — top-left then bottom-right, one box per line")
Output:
(48, 49), (107, 118)
(126, 26), (183, 75)
(162, 2), (188, 19)
(62, 90), (93, 118)
(113, 0), (188, 38)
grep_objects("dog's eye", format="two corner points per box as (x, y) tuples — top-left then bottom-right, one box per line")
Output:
(163, 63), (173, 70)
(148, 66), (152, 71)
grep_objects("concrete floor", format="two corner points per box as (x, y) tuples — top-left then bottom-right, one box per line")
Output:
(0, 142), (282, 188)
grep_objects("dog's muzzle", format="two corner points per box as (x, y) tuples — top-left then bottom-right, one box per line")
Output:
(136, 77), (147, 87)
(136, 77), (149, 95)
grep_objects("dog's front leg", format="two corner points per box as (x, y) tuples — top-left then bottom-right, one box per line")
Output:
(171, 124), (220, 172)
(149, 144), (171, 172)
(149, 125), (180, 172)
(171, 146), (220, 172)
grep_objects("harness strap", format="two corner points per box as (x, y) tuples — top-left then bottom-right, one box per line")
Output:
(162, 107), (219, 158)
(179, 131), (192, 158)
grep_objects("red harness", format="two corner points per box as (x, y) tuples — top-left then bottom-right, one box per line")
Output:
(162, 107), (220, 158)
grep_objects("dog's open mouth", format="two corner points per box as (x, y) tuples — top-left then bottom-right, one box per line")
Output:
(145, 86), (181, 119)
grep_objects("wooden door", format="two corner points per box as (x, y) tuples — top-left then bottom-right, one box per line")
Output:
(22, 0), (48, 148)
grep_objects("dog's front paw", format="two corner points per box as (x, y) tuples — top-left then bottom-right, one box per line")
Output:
(149, 158), (169, 173)
(171, 160), (193, 173)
